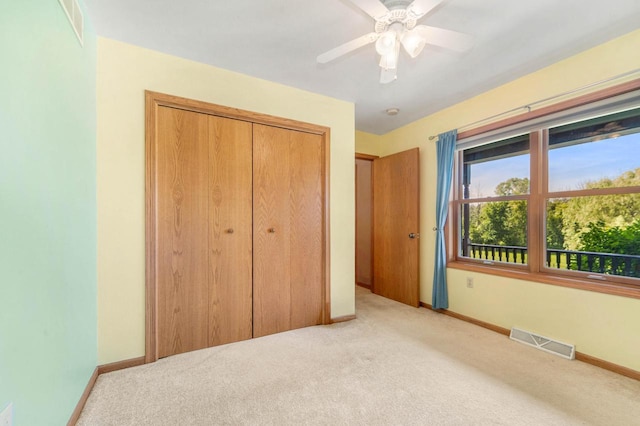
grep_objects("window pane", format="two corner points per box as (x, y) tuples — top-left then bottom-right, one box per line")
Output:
(460, 201), (528, 264)
(545, 195), (640, 278)
(548, 107), (640, 192)
(462, 134), (529, 199)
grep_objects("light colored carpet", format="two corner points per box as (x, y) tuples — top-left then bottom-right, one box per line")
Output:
(78, 287), (640, 425)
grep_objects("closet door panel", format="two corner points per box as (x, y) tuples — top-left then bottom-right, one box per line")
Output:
(289, 132), (324, 329)
(157, 106), (209, 358)
(208, 116), (253, 346)
(253, 124), (292, 337)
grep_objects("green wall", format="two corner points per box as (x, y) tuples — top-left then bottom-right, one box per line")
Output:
(0, 1), (96, 424)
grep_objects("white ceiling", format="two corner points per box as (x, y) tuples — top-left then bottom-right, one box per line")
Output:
(84, 0), (640, 135)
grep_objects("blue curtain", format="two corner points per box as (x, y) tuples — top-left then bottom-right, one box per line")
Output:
(432, 130), (457, 310)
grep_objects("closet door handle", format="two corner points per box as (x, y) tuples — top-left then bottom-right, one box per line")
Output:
(268, 228), (276, 233)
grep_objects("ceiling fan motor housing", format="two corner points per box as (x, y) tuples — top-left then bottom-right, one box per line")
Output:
(382, 0), (414, 10)
(374, 7), (417, 33)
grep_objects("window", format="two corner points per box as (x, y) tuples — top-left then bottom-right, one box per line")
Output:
(460, 135), (530, 266)
(450, 86), (640, 296)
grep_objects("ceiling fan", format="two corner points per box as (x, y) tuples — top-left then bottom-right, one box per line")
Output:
(317, 0), (472, 83)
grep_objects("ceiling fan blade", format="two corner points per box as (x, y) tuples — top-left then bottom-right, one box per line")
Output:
(380, 67), (397, 84)
(414, 25), (473, 52)
(407, 0), (444, 19)
(348, 0), (389, 20)
(317, 32), (379, 64)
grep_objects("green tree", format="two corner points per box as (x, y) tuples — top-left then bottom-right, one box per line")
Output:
(579, 220), (640, 255)
(495, 177), (529, 196)
(546, 199), (566, 249)
(575, 220), (640, 277)
(469, 177), (528, 247)
(560, 168), (640, 250)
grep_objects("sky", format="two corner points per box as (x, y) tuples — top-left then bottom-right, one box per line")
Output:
(468, 132), (640, 198)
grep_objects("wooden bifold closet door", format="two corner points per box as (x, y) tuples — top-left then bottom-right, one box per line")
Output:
(156, 106), (253, 358)
(149, 96), (327, 361)
(252, 124), (324, 338)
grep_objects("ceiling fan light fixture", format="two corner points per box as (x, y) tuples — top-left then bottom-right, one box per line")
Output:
(316, 0), (473, 84)
(401, 29), (426, 58)
(375, 30), (397, 55)
(379, 42), (400, 70)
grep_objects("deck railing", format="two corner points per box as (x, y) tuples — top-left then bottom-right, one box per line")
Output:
(469, 243), (527, 264)
(466, 243), (640, 278)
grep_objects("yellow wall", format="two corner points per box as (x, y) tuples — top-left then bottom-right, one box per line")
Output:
(355, 130), (383, 155)
(97, 38), (355, 364)
(357, 29), (640, 371)
(447, 270), (640, 371)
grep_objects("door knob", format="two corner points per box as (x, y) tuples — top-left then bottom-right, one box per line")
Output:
(268, 228), (276, 233)
(409, 233), (420, 239)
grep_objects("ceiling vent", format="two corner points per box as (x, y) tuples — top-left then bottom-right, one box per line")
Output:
(509, 327), (575, 360)
(58, 0), (83, 46)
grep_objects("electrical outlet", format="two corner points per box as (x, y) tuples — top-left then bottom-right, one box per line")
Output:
(466, 277), (474, 288)
(0, 403), (13, 426)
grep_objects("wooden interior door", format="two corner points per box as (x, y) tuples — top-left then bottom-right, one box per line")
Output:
(157, 106), (210, 357)
(252, 124), (324, 337)
(156, 107), (252, 358)
(372, 148), (420, 307)
(252, 124), (291, 337)
(288, 130), (324, 330)
(207, 116), (253, 347)
(355, 157), (374, 289)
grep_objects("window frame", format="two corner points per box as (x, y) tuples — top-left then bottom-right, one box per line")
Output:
(456, 132), (534, 271)
(447, 79), (640, 299)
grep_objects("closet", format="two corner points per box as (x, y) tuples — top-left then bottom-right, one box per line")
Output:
(145, 92), (329, 361)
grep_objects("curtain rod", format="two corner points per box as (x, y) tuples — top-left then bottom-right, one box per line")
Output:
(428, 68), (640, 141)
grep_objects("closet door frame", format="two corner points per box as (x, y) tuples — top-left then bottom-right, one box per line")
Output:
(145, 91), (331, 363)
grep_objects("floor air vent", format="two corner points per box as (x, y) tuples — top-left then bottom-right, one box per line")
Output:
(509, 327), (575, 360)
